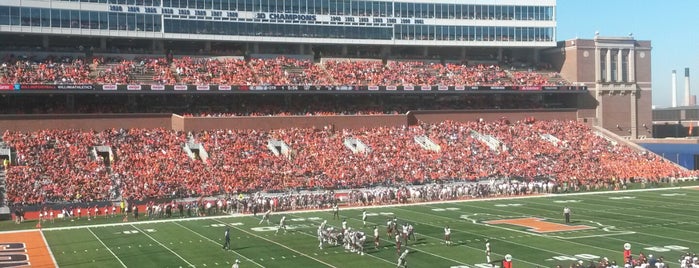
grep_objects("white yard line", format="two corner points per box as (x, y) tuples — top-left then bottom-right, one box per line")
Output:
(87, 227), (128, 268)
(130, 224), (196, 267)
(172, 222), (265, 268)
(213, 219), (338, 268)
(38, 230), (59, 268)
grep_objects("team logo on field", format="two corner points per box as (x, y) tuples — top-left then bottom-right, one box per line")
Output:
(0, 231), (56, 267)
(484, 217), (594, 233)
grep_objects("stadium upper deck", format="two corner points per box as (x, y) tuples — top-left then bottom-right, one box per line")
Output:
(0, 0), (556, 55)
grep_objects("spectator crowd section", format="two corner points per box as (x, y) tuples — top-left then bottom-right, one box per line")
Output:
(3, 120), (691, 205)
(1, 54), (568, 87)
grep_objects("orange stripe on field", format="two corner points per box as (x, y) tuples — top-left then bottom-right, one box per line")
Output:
(0, 230), (56, 267)
(485, 217), (594, 233)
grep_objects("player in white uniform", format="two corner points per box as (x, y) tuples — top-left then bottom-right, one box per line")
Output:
(354, 231), (366, 255)
(317, 225), (325, 249)
(342, 219), (348, 233)
(401, 224), (409, 245)
(275, 216), (287, 234)
(373, 226), (380, 249)
(387, 219), (394, 236)
(232, 259), (240, 268)
(362, 210), (368, 227)
(485, 239), (491, 263)
(444, 226), (451, 246)
(260, 209), (271, 225)
(395, 233), (402, 253)
(397, 249), (409, 268)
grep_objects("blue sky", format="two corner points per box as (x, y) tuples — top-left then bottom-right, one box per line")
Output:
(556, 0), (699, 108)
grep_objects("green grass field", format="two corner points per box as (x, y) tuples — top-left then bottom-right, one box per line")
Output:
(6, 185), (699, 268)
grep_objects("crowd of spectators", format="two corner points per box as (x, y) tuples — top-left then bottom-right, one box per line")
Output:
(0, 55), (92, 84)
(0, 55), (567, 86)
(3, 120), (691, 205)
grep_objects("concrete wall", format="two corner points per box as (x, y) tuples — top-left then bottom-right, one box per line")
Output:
(0, 114), (172, 132)
(411, 109), (578, 124)
(180, 114), (408, 131)
(0, 110), (581, 132)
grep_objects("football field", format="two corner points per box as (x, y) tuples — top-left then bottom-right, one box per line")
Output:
(3, 186), (699, 267)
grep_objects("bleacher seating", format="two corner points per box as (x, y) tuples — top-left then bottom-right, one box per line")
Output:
(1, 55), (570, 87)
(2, 120), (690, 205)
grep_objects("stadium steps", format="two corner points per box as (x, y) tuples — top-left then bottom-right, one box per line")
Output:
(91, 62), (119, 78)
(0, 169), (7, 211)
(267, 139), (292, 159)
(90, 145), (115, 166)
(182, 135), (209, 163)
(414, 135), (441, 152)
(540, 133), (563, 147)
(170, 64), (181, 83)
(317, 63), (337, 85)
(469, 130), (507, 152)
(343, 137), (371, 154)
(130, 64), (154, 84)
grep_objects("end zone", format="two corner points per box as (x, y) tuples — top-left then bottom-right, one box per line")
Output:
(0, 230), (56, 267)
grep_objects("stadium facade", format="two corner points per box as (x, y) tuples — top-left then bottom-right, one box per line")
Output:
(0, 0), (555, 56)
(0, 0), (651, 140)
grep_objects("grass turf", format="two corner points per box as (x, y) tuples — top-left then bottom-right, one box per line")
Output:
(4, 185), (699, 267)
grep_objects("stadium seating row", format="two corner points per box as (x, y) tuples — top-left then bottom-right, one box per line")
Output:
(2, 120), (688, 205)
(0, 55), (568, 86)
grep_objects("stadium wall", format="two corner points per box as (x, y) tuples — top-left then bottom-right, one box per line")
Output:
(638, 143), (699, 170)
(410, 109), (577, 124)
(180, 114), (408, 131)
(0, 110), (579, 132)
(0, 114), (172, 132)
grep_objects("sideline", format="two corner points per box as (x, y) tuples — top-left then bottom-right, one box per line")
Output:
(38, 230), (59, 268)
(1, 184), (695, 234)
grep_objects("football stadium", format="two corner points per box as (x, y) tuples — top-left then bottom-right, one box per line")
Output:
(0, 0), (698, 267)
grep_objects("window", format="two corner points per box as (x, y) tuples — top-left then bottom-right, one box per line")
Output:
(0, 6), (8, 25)
(600, 50), (607, 81)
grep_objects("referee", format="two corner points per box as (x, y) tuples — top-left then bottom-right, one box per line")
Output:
(563, 207), (571, 224)
(223, 227), (231, 250)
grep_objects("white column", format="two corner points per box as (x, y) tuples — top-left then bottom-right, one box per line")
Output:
(616, 49), (623, 82)
(605, 49), (612, 82)
(628, 49), (635, 82)
(595, 48), (601, 82)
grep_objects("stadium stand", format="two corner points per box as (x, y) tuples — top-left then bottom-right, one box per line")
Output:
(1, 55), (569, 87)
(2, 120), (690, 205)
